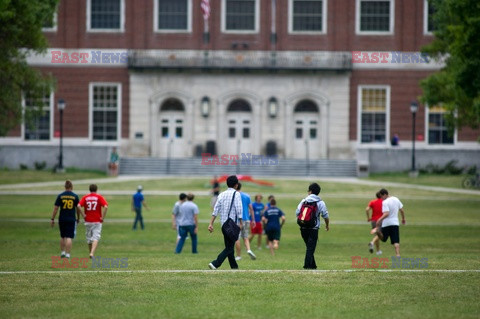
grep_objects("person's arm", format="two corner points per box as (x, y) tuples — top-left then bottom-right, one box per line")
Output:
(142, 199), (149, 210)
(50, 206), (59, 227)
(194, 214), (198, 234)
(324, 217), (330, 231)
(102, 206), (108, 222)
(365, 205), (372, 222)
(400, 208), (406, 225)
(208, 215), (216, 233)
(249, 203), (255, 227)
(280, 216), (285, 228)
(376, 212), (389, 227)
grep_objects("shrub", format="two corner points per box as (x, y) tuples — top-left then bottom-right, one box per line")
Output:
(34, 161), (46, 171)
(19, 164), (28, 170)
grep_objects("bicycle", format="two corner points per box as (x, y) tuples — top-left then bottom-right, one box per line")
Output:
(462, 174), (480, 189)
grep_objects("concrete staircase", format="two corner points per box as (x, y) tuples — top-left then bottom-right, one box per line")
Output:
(119, 157), (358, 177)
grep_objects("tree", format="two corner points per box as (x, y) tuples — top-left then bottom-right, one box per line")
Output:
(421, 0), (480, 132)
(0, 0), (58, 136)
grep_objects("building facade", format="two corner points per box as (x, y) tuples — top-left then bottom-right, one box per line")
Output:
(1, 0), (479, 173)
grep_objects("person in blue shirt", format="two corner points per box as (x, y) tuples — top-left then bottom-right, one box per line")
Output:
(262, 198), (285, 256)
(132, 185), (149, 230)
(249, 194), (265, 250)
(234, 183), (257, 261)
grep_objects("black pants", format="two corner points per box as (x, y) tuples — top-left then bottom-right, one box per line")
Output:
(301, 228), (319, 269)
(211, 227), (238, 269)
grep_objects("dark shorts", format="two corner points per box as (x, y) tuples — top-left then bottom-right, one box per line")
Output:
(59, 221), (76, 238)
(266, 229), (280, 241)
(380, 225), (399, 244)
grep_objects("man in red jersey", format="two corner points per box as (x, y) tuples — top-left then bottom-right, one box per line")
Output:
(78, 184), (108, 258)
(366, 191), (383, 255)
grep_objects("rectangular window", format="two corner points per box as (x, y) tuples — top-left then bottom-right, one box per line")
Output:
(243, 127), (250, 138)
(296, 128), (303, 139)
(24, 93), (51, 141)
(88, 0), (124, 31)
(229, 127), (236, 138)
(428, 106), (454, 144)
(175, 126), (183, 138)
(424, 0), (436, 34)
(162, 126), (169, 138)
(223, 0), (258, 32)
(91, 84), (121, 141)
(42, 9), (57, 32)
(290, 0), (326, 33)
(155, 0), (191, 32)
(359, 87), (388, 143)
(310, 128), (317, 139)
(357, 0), (393, 34)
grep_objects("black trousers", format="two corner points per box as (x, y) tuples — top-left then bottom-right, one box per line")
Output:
(211, 227), (238, 269)
(300, 228), (319, 269)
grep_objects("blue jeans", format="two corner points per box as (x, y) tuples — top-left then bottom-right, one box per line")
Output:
(175, 225), (197, 253)
(133, 208), (144, 230)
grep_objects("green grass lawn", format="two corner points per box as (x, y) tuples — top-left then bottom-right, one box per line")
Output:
(0, 176), (479, 318)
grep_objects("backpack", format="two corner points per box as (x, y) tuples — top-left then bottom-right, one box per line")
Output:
(297, 200), (318, 228)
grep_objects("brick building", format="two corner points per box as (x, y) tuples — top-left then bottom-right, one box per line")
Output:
(1, 0), (479, 174)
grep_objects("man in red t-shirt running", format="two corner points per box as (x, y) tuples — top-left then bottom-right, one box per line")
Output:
(366, 191), (383, 255)
(78, 184), (108, 258)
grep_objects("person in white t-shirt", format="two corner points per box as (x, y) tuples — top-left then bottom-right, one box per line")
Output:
(375, 188), (406, 257)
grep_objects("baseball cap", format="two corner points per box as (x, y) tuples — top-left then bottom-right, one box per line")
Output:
(137, 185), (143, 191)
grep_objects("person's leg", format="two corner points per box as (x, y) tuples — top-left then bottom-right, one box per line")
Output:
(60, 237), (66, 254)
(132, 209), (139, 230)
(235, 239), (241, 256)
(302, 228), (318, 269)
(175, 226), (188, 253)
(90, 240), (99, 256)
(88, 243), (92, 254)
(138, 209), (144, 230)
(189, 225), (198, 253)
(394, 243), (400, 257)
(269, 240), (275, 256)
(64, 238), (72, 254)
(225, 235), (238, 269)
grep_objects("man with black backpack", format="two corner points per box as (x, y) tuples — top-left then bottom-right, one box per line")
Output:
(295, 183), (330, 269)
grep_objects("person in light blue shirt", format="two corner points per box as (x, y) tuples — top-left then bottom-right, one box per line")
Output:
(234, 183), (257, 261)
(174, 193), (199, 254)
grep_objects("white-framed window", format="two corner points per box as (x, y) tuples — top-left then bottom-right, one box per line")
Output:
(356, 0), (394, 35)
(87, 0), (125, 32)
(89, 83), (122, 141)
(288, 0), (327, 34)
(42, 11), (58, 32)
(423, 0), (436, 35)
(222, 0), (259, 33)
(154, 0), (192, 32)
(22, 92), (53, 141)
(357, 85), (390, 144)
(426, 106), (455, 144)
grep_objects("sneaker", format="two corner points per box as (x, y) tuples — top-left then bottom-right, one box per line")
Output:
(65, 254), (70, 259)
(235, 256), (242, 261)
(257, 247), (262, 250)
(247, 250), (257, 260)
(368, 242), (374, 254)
(376, 250), (383, 255)
(61, 253), (66, 258)
(208, 262), (217, 270)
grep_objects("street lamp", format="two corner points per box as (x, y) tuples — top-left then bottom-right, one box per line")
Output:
(57, 98), (66, 172)
(268, 97), (278, 118)
(201, 96), (211, 118)
(410, 100), (418, 177)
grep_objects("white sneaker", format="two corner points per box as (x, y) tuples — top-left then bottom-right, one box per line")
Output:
(376, 250), (383, 255)
(65, 254), (70, 259)
(247, 250), (257, 260)
(235, 256), (242, 261)
(208, 263), (217, 270)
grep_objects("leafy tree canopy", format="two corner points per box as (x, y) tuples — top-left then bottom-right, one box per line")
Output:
(0, 0), (58, 136)
(421, 0), (480, 132)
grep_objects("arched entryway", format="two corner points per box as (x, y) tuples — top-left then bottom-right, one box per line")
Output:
(157, 98), (187, 158)
(225, 99), (253, 155)
(292, 99), (321, 159)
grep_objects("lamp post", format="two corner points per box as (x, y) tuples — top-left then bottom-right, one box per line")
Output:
(268, 97), (278, 118)
(57, 99), (66, 173)
(305, 139), (310, 176)
(409, 101), (418, 177)
(166, 138), (173, 174)
(201, 96), (211, 118)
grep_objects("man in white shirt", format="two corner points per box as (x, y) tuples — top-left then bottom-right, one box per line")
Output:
(208, 175), (243, 269)
(375, 188), (406, 257)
